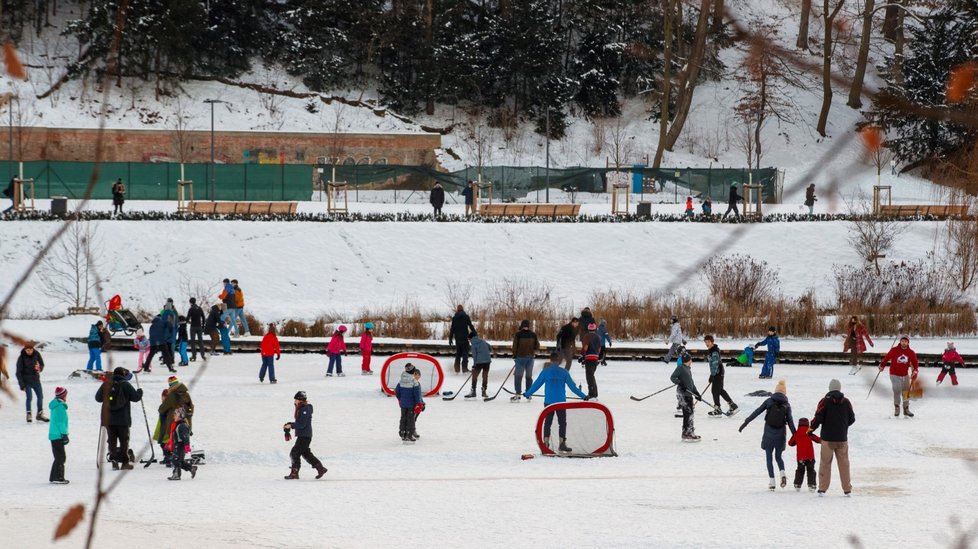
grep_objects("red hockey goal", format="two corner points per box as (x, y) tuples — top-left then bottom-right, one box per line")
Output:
(380, 352), (445, 398)
(534, 402), (617, 457)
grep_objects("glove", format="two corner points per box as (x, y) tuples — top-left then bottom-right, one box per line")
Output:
(878, 366), (884, 372)
(708, 375), (714, 383)
(607, 342), (612, 347)
(283, 422), (293, 430)
(62, 435), (70, 445)
(413, 403), (424, 415)
(682, 340), (687, 345)
(738, 423), (747, 433)
(806, 428), (815, 436)
(276, 354), (281, 360)
(284, 429), (292, 442)
(136, 388), (144, 398)
(577, 356), (584, 364)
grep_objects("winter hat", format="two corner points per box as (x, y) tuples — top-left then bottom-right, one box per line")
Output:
(113, 366), (127, 377)
(293, 391), (307, 401)
(365, 322), (375, 330)
(774, 379), (787, 395)
(730, 181), (738, 187)
(900, 335), (910, 344)
(404, 363), (417, 374)
(829, 379), (842, 392)
(588, 323), (597, 331)
(167, 376), (180, 388)
(671, 315), (678, 323)
(189, 297), (197, 304)
(798, 417), (810, 427)
(768, 326), (777, 333)
(338, 325), (348, 333)
(549, 350), (561, 359)
(519, 319), (530, 329)
(947, 341), (955, 350)
(55, 387), (68, 400)
(599, 319), (606, 326)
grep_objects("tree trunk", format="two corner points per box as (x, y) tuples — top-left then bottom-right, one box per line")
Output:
(847, 0), (874, 109)
(711, 0), (724, 33)
(755, 72), (767, 168)
(424, 0), (434, 115)
(882, 0), (900, 42)
(816, 0), (846, 137)
(665, 0), (711, 151)
(653, 0), (676, 168)
(892, 5), (905, 86)
(797, 0), (811, 49)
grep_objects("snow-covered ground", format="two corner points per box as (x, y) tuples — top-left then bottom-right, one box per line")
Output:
(1, 348), (974, 548)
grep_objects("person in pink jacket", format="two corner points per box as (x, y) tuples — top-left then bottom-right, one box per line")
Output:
(133, 329), (151, 371)
(360, 323), (375, 375)
(326, 325), (348, 377)
(938, 342), (964, 386)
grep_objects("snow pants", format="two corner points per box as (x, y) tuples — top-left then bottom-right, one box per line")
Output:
(937, 363), (959, 385)
(259, 355), (276, 382)
(178, 341), (188, 364)
(50, 439), (66, 482)
(817, 440), (851, 493)
(889, 374), (910, 407)
(543, 408), (568, 439)
(137, 350), (149, 371)
(794, 459), (816, 488)
(398, 407), (417, 437)
(219, 328), (231, 353)
(106, 424), (130, 465)
(290, 437), (323, 470)
(87, 347), (102, 371)
(514, 357), (534, 394)
(361, 350), (372, 372)
(24, 381), (43, 412)
(760, 352), (777, 378)
(677, 390), (695, 436)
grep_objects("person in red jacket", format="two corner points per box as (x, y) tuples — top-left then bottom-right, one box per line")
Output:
(788, 417), (821, 492)
(326, 325), (348, 377)
(259, 323), (281, 384)
(938, 341), (964, 386)
(879, 336), (919, 417)
(842, 316), (873, 373)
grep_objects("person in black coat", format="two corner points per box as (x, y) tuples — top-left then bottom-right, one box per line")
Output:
(579, 307), (595, 342)
(94, 367), (143, 470)
(722, 181), (742, 219)
(808, 378), (856, 496)
(283, 391), (328, 480)
(186, 298), (206, 361)
(555, 318), (580, 370)
(204, 304), (223, 356)
(16, 345), (47, 422)
(429, 183), (445, 216)
(448, 305), (475, 373)
(462, 181), (475, 216)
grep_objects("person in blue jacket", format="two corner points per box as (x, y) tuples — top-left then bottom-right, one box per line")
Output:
(524, 351), (588, 453)
(86, 321), (105, 371)
(141, 315), (175, 373)
(596, 319), (612, 366)
(754, 326), (781, 379)
(395, 363), (424, 442)
(48, 387), (70, 484)
(283, 391), (328, 480)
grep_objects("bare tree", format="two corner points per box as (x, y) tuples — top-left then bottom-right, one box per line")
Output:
(945, 199), (978, 292)
(862, 127), (894, 186)
(797, 0), (813, 49)
(663, 0), (713, 152)
(323, 102), (348, 186)
(461, 111), (496, 182)
(846, 198), (906, 274)
(817, 0), (848, 137)
(847, 0), (876, 108)
(11, 95), (38, 163)
(37, 222), (108, 309)
(170, 97), (194, 165)
(736, 122), (758, 169)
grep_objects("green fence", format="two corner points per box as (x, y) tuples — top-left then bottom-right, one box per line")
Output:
(2, 161), (314, 201)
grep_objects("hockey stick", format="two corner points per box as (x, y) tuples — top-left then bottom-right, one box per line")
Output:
(502, 387), (583, 400)
(630, 384), (676, 402)
(133, 373), (158, 467)
(442, 371), (474, 401)
(484, 366), (516, 402)
(866, 368), (883, 400)
(96, 426), (105, 470)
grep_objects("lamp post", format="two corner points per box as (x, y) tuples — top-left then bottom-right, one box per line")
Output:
(3, 93), (16, 182)
(545, 106), (550, 204)
(203, 99), (227, 199)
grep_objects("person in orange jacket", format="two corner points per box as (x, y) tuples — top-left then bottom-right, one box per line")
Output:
(879, 336), (919, 417)
(260, 323), (281, 384)
(684, 196), (694, 218)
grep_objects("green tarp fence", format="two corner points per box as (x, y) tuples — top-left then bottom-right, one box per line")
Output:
(2, 161), (780, 202)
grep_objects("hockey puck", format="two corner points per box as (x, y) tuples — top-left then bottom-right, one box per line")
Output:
(521, 454), (535, 460)
(442, 391), (453, 396)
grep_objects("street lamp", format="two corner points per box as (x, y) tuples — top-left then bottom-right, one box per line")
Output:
(2, 93), (16, 181)
(203, 99), (227, 199)
(545, 106), (550, 204)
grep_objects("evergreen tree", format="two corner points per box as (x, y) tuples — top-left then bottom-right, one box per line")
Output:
(869, 2), (978, 165)
(197, 0), (274, 78)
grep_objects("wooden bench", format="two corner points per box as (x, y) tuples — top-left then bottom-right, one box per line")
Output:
(188, 201), (299, 216)
(878, 204), (969, 217)
(479, 203), (581, 217)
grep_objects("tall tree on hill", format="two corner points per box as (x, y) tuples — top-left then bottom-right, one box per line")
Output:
(847, 0), (875, 109)
(815, 0), (847, 137)
(796, 0), (812, 49)
(197, 0), (274, 78)
(868, 1), (978, 168)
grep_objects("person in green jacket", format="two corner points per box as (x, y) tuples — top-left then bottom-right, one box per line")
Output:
(48, 387), (70, 484)
(670, 347), (703, 442)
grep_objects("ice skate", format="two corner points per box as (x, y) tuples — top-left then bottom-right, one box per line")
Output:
(284, 468), (299, 480)
(726, 403), (739, 416)
(50, 479), (69, 485)
(337, 372), (346, 377)
(481, 389), (488, 398)
(464, 390), (477, 399)
(894, 405), (900, 417)
(558, 438), (572, 453)
(768, 478), (776, 491)
(808, 485), (817, 492)
(708, 406), (723, 417)
(510, 395), (521, 403)
(168, 470), (181, 481)
(543, 436), (551, 450)
(794, 484), (801, 491)
(26, 411), (31, 423)
(190, 465), (198, 479)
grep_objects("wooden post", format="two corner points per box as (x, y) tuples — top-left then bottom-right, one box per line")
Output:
(12, 178), (35, 212)
(872, 185), (891, 215)
(177, 180), (194, 212)
(611, 182), (629, 215)
(742, 183), (763, 219)
(473, 181), (492, 213)
(327, 182), (349, 215)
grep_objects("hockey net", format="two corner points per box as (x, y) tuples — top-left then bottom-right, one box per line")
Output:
(380, 352), (445, 398)
(534, 402), (616, 457)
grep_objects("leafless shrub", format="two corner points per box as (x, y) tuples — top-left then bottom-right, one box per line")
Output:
(442, 280), (474, 314)
(37, 222), (109, 309)
(834, 261), (963, 310)
(944, 198), (978, 292)
(470, 279), (565, 341)
(846, 216), (907, 274)
(701, 253), (781, 307)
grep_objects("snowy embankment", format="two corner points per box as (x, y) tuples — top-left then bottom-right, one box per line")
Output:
(0, 212), (945, 322)
(0, 351), (973, 548)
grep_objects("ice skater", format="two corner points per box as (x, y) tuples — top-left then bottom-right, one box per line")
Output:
(15, 343), (47, 423)
(326, 325), (348, 376)
(704, 335), (738, 416)
(754, 326), (780, 379)
(510, 320), (538, 402)
(395, 364), (424, 442)
(879, 336), (919, 417)
(523, 351), (589, 453)
(48, 387), (70, 484)
(661, 315), (686, 363)
(938, 342), (964, 386)
(671, 348), (702, 442)
(468, 332), (493, 400)
(283, 391), (328, 479)
(739, 379), (796, 490)
(260, 323), (281, 383)
(787, 417), (821, 491)
(360, 322), (375, 375)
(168, 408), (198, 480)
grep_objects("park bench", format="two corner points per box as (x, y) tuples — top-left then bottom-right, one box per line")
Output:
(878, 204), (969, 218)
(478, 203), (581, 217)
(188, 201), (299, 215)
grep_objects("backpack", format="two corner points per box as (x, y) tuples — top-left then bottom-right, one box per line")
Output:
(108, 381), (128, 411)
(764, 401), (787, 428)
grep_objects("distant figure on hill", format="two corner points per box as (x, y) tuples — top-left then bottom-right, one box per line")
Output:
(429, 183), (445, 217)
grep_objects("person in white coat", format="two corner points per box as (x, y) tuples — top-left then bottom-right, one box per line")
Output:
(661, 315), (686, 363)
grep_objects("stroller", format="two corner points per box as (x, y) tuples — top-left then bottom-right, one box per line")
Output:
(105, 294), (142, 336)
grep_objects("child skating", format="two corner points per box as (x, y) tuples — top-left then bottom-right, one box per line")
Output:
(168, 408), (198, 480)
(670, 348), (702, 442)
(134, 329), (151, 371)
(360, 322), (375, 375)
(395, 364), (424, 442)
(754, 326), (780, 379)
(938, 342), (964, 386)
(326, 325), (348, 377)
(283, 391), (328, 479)
(48, 387), (70, 484)
(787, 417), (821, 491)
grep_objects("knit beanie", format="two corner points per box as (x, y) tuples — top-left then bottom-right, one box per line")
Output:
(404, 363), (416, 374)
(519, 319), (530, 329)
(798, 417), (809, 427)
(828, 379), (842, 392)
(774, 379), (787, 395)
(55, 387), (68, 400)
(947, 341), (955, 350)
(167, 376), (180, 388)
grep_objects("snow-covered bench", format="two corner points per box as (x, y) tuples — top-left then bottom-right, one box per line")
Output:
(478, 203), (581, 217)
(878, 204), (969, 218)
(188, 201), (298, 216)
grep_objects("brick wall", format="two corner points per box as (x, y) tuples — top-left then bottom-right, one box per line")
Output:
(10, 127), (442, 166)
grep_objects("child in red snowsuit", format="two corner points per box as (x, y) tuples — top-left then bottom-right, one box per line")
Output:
(938, 342), (964, 386)
(684, 196), (694, 218)
(360, 323), (374, 375)
(788, 417), (821, 492)
(326, 326), (348, 376)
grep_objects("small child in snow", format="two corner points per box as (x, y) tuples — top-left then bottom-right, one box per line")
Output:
(133, 329), (151, 370)
(167, 408), (197, 480)
(938, 342), (964, 386)
(219, 318), (232, 355)
(177, 315), (189, 366)
(754, 326), (780, 379)
(154, 389), (170, 466)
(411, 368), (425, 439)
(360, 323), (374, 375)
(283, 390), (328, 480)
(787, 417), (821, 492)
(48, 387), (70, 484)
(597, 319), (612, 366)
(326, 325), (348, 377)
(684, 196), (694, 218)
(395, 363), (424, 442)
(259, 323), (281, 384)
(702, 196), (712, 216)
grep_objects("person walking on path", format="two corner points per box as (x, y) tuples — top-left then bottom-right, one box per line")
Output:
(94, 367), (143, 470)
(429, 183), (445, 216)
(360, 323), (375, 375)
(754, 326), (780, 379)
(804, 184), (817, 215)
(661, 315), (686, 363)
(48, 387), (70, 484)
(511, 320), (540, 401)
(704, 335), (738, 416)
(186, 298), (206, 362)
(524, 352), (589, 453)
(555, 317), (580, 370)
(670, 348), (702, 442)
(938, 342), (964, 386)
(722, 181), (743, 219)
(283, 391), (328, 479)
(260, 323), (281, 383)
(448, 305), (475, 374)
(111, 178), (126, 215)
(16, 344), (47, 423)
(879, 336), (919, 417)
(843, 316), (873, 373)
(739, 379), (796, 490)
(808, 378), (855, 496)
(462, 181), (475, 216)
(86, 321), (106, 371)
